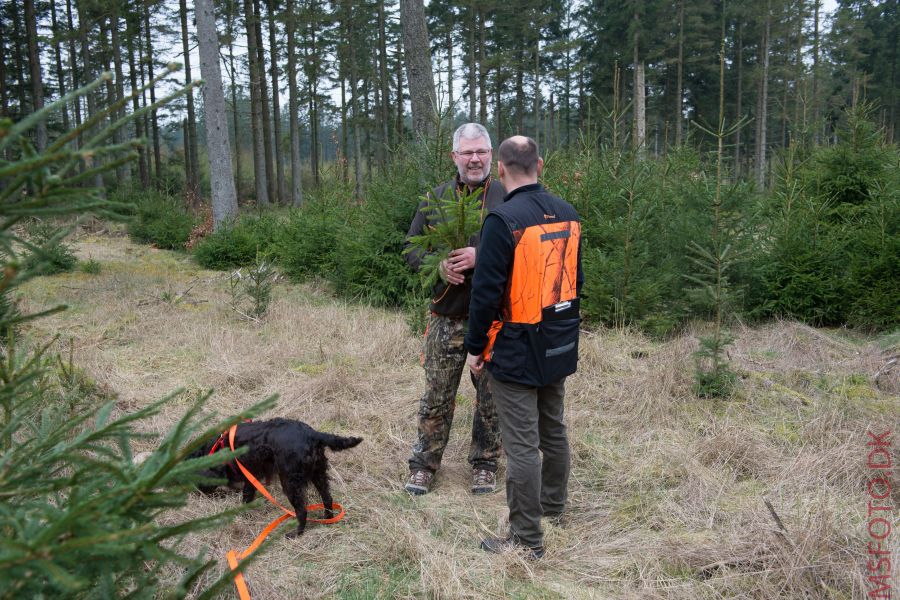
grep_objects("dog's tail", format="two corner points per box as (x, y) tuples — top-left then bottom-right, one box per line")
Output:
(315, 431), (363, 451)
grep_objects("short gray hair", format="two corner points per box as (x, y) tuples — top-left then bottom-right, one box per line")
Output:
(452, 123), (492, 152)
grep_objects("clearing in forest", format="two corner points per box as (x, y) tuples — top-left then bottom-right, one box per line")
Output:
(19, 230), (899, 599)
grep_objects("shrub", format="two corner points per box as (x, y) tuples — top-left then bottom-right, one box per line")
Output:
(271, 193), (347, 281)
(126, 190), (197, 250)
(21, 219), (78, 275)
(193, 213), (281, 270)
(328, 153), (424, 310)
(0, 72), (271, 597)
(747, 105), (900, 331)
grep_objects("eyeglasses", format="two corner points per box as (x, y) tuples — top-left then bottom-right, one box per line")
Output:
(454, 149), (491, 158)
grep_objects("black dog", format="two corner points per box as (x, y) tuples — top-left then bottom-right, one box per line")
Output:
(190, 418), (362, 537)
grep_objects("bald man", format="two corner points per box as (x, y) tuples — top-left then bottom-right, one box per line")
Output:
(465, 135), (584, 559)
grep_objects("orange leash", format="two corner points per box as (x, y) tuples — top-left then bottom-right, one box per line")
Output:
(223, 424), (347, 599)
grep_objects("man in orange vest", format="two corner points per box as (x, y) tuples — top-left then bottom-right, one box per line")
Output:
(465, 135), (583, 559)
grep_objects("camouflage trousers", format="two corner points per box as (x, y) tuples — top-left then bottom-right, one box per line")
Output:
(408, 313), (502, 474)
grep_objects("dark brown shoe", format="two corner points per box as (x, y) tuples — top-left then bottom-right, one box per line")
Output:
(480, 536), (544, 560)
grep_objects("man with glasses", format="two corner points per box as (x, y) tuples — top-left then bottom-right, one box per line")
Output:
(404, 123), (505, 496)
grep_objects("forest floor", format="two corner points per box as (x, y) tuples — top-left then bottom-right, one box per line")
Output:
(17, 228), (900, 599)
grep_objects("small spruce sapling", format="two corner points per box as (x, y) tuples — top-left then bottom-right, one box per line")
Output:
(403, 185), (485, 291)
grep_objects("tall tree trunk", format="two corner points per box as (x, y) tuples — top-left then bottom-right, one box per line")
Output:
(755, 1), (771, 188)
(77, 0), (104, 194)
(394, 33), (403, 142)
(514, 50), (524, 131)
(196, 0), (239, 228)
(285, 0), (303, 206)
(266, 0), (285, 204)
(51, 0), (71, 132)
(144, 1), (161, 185)
(633, 13), (645, 158)
(674, 0), (684, 146)
(468, 2), (476, 121)
(812, 0), (820, 144)
(0, 20), (7, 118)
(127, 31), (149, 187)
(180, 0), (201, 203)
(11, 1), (29, 119)
(244, 0), (269, 205)
(227, 0), (242, 197)
(348, 15), (362, 200)
(25, 0), (47, 151)
(110, 11), (131, 184)
(340, 71), (348, 183)
(399, 0), (436, 139)
(478, 7), (486, 125)
(446, 22), (453, 118)
(495, 71), (503, 142)
(254, 0), (275, 203)
(65, 0), (82, 135)
(793, 1), (804, 138)
(377, 0), (390, 167)
(534, 45), (541, 146)
(735, 20), (743, 177)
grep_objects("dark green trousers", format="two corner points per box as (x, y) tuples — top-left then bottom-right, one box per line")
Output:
(488, 372), (570, 548)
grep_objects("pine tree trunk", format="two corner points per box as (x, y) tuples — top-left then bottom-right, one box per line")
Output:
(136, 24), (151, 182)
(674, 0), (684, 146)
(65, 0), (82, 135)
(226, 2), (242, 198)
(394, 33), (404, 142)
(446, 25), (453, 118)
(244, 0), (269, 205)
(812, 0), (820, 144)
(266, 0), (285, 204)
(25, 0), (47, 152)
(77, 0), (104, 194)
(196, 0), (238, 228)
(254, 0), (276, 203)
(50, 0), (71, 132)
(11, 1), (29, 119)
(793, 1), (804, 137)
(755, 1), (771, 188)
(478, 7), (486, 125)
(533, 46), (541, 146)
(340, 73), (348, 183)
(634, 61), (646, 156)
(0, 22), (7, 119)
(349, 16), (362, 200)
(127, 31), (149, 187)
(515, 50), (524, 131)
(285, 0), (302, 206)
(495, 71), (503, 142)
(180, 0), (200, 203)
(144, 1), (162, 186)
(377, 0), (390, 167)
(735, 20), (743, 177)
(110, 11), (131, 184)
(468, 2), (476, 121)
(399, 0), (436, 139)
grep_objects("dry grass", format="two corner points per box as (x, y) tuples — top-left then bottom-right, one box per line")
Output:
(17, 233), (899, 599)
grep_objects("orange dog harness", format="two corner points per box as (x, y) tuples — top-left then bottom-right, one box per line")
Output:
(221, 424), (347, 599)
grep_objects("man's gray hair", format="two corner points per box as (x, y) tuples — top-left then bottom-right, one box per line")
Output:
(452, 123), (492, 152)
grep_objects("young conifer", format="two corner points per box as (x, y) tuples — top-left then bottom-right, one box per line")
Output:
(0, 73), (275, 597)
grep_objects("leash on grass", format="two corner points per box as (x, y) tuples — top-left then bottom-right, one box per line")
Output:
(221, 424), (346, 600)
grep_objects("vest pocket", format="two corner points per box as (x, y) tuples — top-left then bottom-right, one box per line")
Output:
(536, 318), (580, 384)
(490, 323), (527, 379)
